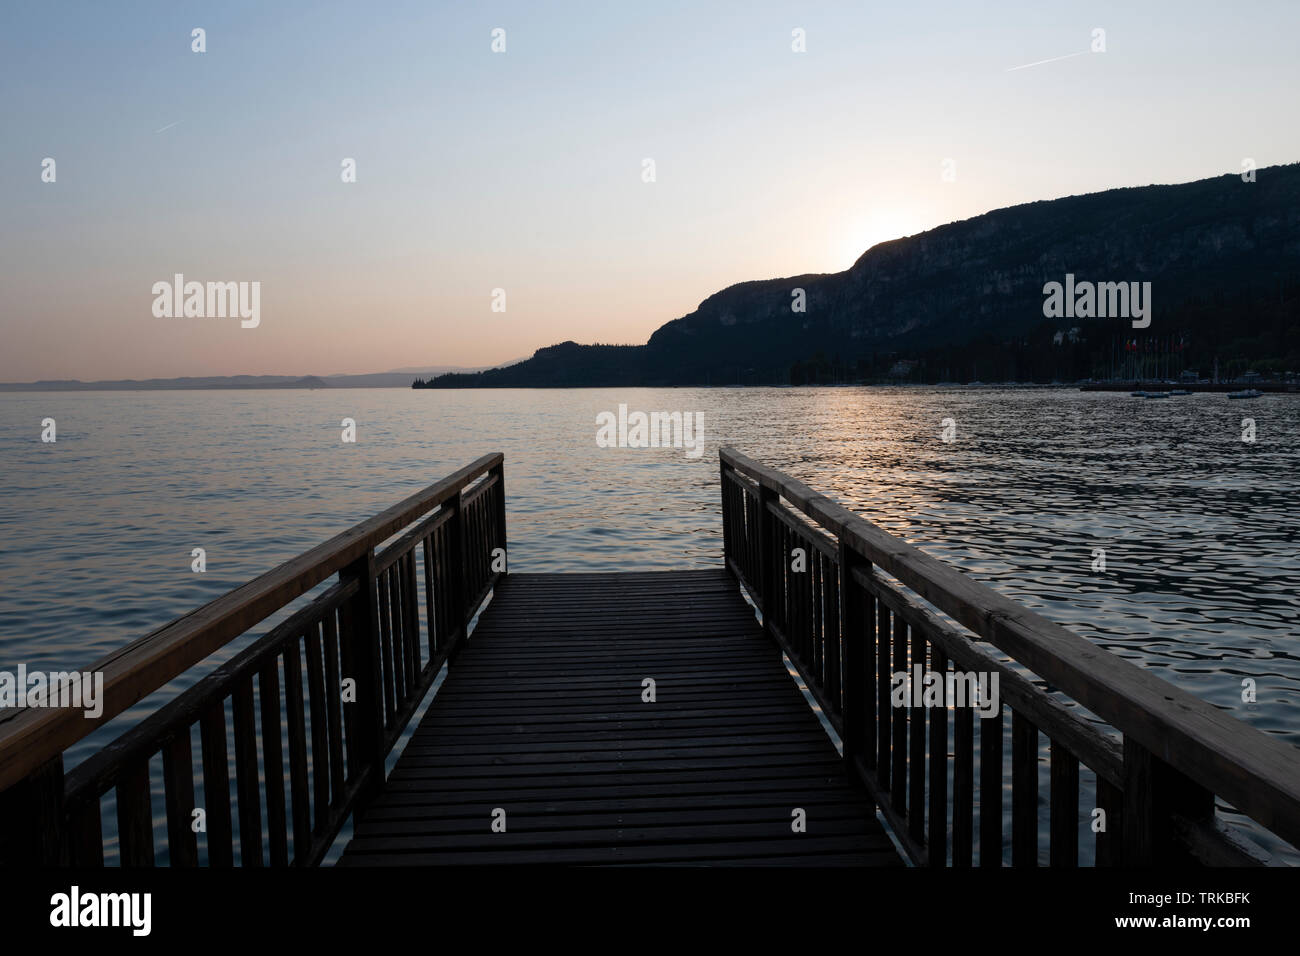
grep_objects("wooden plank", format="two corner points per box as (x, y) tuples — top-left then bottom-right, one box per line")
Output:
(364, 791), (868, 818)
(342, 836), (899, 867)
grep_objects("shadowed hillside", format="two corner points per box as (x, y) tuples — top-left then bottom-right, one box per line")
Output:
(419, 165), (1300, 387)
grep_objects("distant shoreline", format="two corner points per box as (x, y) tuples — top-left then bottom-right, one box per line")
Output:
(7, 382), (1296, 394)
(0, 371), (471, 392)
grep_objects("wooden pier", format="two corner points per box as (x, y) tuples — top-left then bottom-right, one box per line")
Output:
(340, 570), (896, 865)
(2, 450), (1299, 868)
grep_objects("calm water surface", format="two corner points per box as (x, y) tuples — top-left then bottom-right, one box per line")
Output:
(2, 387), (1297, 861)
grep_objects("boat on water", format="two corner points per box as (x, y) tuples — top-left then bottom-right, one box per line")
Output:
(1169, 389), (1192, 396)
(1228, 389), (1263, 399)
(1130, 390), (1147, 397)
(1145, 391), (1172, 399)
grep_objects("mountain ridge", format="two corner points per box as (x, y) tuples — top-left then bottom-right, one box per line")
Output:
(420, 165), (1300, 387)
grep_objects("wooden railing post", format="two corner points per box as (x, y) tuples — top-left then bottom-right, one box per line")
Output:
(1122, 737), (1215, 865)
(839, 542), (870, 778)
(719, 462), (734, 576)
(447, 489), (469, 664)
(491, 462), (508, 578)
(757, 483), (778, 651)
(340, 549), (385, 813)
(0, 754), (66, 865)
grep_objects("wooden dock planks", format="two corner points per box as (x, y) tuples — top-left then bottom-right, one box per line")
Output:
(339, 570), (900, 866)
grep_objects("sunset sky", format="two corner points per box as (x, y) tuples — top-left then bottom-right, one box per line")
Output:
(3, 0), (1298, 381)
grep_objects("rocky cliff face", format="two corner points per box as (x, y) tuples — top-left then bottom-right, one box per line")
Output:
(652, 166), (1300, 353)
(427, 164), (1300, 387)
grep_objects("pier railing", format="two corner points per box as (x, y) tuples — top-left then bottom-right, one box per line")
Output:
(0, 454), (506, 866)
(720, 446), (1300, 866)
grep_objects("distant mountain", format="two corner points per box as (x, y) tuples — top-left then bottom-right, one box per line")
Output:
(419, 165), (1300, 387)
(0, 374), (330, 391)
(386, 361), (528, 374)
(0, 363), (514, 391)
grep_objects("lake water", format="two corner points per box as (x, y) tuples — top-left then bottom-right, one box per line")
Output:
(1, 387), (1298, 862)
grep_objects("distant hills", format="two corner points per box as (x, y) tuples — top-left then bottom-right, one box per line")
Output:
(418, 165), (1300, 387)
(0, 365), (506, 391)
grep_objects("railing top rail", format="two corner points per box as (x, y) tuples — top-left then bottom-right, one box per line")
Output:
(0, 452), (503, 792)
(719, 446), (1300, 846)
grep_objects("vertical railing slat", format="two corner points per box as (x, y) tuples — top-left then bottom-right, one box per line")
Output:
(322, 610), (346, 799)
(283, 644), (312, 862)
(259, 659), (289, 867)
(340, 548), (385, 815)
(1050, 739), (1080, 866)
(304, 623), (331, 832)
(980, 705), (1004, 867)
(493, 461), (508, 584)
(909, 627), (927, 845)
(199, 703), (233, 867)
(116, 758), (155, 866)
(891, 614), (908, 814)
(0, 755), (65, 865)
(69, 798), (104, 867)
(447, 490), (468, 664)
(1096, 775), (1122, 866)
(876, 603), (892, 791)
(232, 676), (263, 866)
(953, 700), (974, 867)
(406, 552), (422, 680)
(162, 731), (198, 867)
(810, 544), (822, 683)
(757, 484), (777, 653)
(1012, 712), (1039, 866)
(377, 569), (397, 721)
(422, 535), (437, 659)
(825, 551), (841, 716)
(928, 646), (949, 866)
(839, 544), (869, 776)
